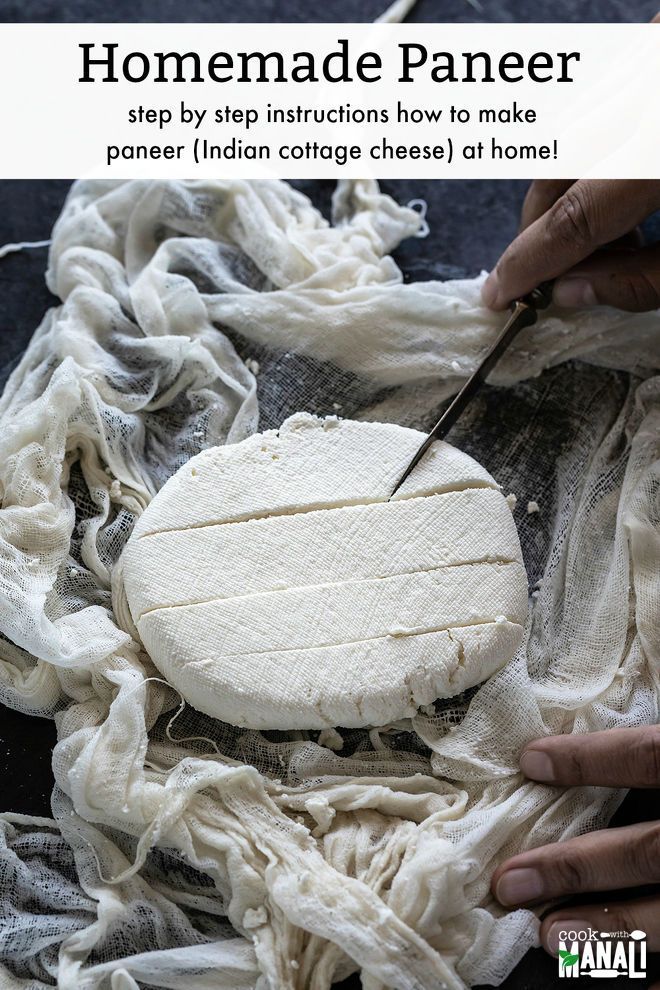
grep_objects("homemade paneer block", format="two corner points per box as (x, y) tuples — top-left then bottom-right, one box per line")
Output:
(121, 414), (527, 729)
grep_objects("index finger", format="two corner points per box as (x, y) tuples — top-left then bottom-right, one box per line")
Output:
(520, 725), (660, 789)
(482, 179), (660, 310)
(519, 179), (573, 232)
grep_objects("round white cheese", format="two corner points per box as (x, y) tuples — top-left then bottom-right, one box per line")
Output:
(121, 413), (527, 729)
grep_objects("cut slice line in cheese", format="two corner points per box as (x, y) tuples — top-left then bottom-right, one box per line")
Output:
(130, 414), (500, 538)
(121, 413), (528, 729)
(126, 488), (521, 617)
(138, 559), (524, 656)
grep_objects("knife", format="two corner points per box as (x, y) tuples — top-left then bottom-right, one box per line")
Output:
(389, 280), (555, 499)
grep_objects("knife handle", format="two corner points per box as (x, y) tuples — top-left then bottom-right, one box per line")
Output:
(519, 280), (555, 311)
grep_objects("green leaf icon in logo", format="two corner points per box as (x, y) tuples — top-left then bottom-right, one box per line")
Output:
(558, 949), (580, 969)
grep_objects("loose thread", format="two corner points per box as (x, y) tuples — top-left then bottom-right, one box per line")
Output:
(407, 199), (430, 239)
(0, 239), (51, 260)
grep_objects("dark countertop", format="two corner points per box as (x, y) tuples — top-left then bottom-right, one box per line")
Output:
(2, 0), (659, 22)
(1, 1), (659, 988)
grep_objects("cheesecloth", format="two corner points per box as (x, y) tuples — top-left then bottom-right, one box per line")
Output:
(0, 178), (658, 990)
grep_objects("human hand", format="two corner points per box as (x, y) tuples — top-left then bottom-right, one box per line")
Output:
(481, 179), (660, 312)
(491, 726), (660, 957)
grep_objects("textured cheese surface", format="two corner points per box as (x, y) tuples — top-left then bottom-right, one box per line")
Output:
(122, 414), (528, 729)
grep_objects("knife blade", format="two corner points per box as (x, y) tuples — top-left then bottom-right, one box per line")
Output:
(389, 281), (554, 499)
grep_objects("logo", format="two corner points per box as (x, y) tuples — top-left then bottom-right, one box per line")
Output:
(557, 928), (647, 979)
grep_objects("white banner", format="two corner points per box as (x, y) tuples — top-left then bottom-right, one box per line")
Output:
(0, 22), (658, 178)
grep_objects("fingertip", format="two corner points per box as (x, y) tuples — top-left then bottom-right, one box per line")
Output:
(539, 916), (559, 955)
(481, 271), (501, 309)
(520, 748), (556, 782)
(541, 918), (564, 956)
(541, 916), (588, 957)
(490, 861), (506, 898)
(494, 867), (545, 906)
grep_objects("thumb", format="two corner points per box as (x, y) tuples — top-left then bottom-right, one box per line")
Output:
(553, 244), (660, 312)
(520, 726), (660, 788)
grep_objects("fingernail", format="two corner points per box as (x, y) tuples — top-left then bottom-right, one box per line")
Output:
(481, 272), (499, 308)
(545, 920), (589, 956)
(520, 750), (555, 782)
(496, 868), (545, 906)
(553, 277), (598, 308)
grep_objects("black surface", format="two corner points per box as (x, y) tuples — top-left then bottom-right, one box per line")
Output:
(1, 0), (659, 987)
(2, 0), (659, 21)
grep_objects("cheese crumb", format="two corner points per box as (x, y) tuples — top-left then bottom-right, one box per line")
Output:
(527, 500), (540, 514)
(290, 960), (300, 971)
(245, 357), (260, 375)
(299, 871), (313, 894)
(495, 614), (507, 624)
(243, 906), (268, 929)
(110, 479), (121, 499)
(450, 360), (461, 373)
(318, 727), (344, 751)
(506, 493), (517, 510)
(304, 795), (335, 835)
